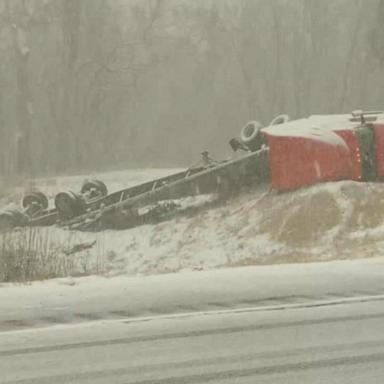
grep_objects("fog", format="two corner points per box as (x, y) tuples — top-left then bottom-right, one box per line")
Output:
(0, 0), (382, 179)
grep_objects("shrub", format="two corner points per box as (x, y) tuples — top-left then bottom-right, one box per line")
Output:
(0, 227), (96, 282)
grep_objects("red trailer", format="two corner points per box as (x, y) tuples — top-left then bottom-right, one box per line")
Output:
(260, 111), (384, 190)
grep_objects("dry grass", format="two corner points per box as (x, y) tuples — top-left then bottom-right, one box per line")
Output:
(0, 227), (99, 283)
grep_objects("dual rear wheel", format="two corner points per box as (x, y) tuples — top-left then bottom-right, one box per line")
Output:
(55, 179), (108, 219)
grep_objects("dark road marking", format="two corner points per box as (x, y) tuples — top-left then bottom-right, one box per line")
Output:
(2, 311), (384, 357)
(2, 292), (384, 333)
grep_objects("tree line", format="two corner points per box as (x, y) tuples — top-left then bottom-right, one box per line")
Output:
(0, 0), (383, 180)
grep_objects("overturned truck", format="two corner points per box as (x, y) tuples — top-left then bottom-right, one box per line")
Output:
(1, 110), (384, 232)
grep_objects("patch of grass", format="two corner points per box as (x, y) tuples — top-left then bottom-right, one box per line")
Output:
(0, 227), (98, 283)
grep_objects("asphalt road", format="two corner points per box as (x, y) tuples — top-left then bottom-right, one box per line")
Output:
(2, 297), (384, 383)
(2, 258), (384, 383)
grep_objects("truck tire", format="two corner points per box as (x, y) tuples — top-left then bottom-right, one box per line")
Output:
(240, 121), (264, 151)
(81, 180), (108, 198)
(269, 114), (290, 126)
(22, 191), (49, 210)
(55, 191), (86, 219)
(0, 209), (28, 230)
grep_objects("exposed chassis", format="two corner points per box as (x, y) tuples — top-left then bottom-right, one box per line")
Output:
(4, 148), (269, 232)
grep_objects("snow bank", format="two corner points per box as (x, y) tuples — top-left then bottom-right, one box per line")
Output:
(64, 180), (384, 274)
(97, 180), (383, 274)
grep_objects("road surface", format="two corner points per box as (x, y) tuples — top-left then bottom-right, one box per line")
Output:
(1, 258), (384, 383)
(1, 299), (384, 383)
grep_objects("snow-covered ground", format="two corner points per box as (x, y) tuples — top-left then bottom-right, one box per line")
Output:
(2, 169), (384, 279)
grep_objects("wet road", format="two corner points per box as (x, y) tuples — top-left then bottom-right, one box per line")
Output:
(1, 298), (384, 383)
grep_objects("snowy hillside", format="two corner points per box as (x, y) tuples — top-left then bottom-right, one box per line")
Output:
(2, 169), (384, 280)
(68, 180), (384, 275)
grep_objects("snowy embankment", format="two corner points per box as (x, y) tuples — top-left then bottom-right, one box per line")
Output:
(2, 168), (384, 279)
(64, 180), (384, 275)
